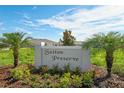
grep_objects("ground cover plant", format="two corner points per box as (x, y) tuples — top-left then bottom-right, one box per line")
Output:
(7, 64), (94, 88)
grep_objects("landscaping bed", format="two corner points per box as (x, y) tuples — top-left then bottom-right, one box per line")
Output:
(0, 65), (124, 88)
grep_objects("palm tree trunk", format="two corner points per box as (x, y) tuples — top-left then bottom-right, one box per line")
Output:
(13, 48), (19, 67)
(105, 51), (114, 77)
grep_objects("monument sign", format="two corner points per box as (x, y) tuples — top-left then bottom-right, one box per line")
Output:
(35, 46), (90, 71)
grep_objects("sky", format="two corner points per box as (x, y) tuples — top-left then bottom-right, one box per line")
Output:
(0, 5), (124, 42)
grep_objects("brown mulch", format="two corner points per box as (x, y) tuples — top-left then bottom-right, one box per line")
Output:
(0, 65), (124, 88)
(91, 65), (124, 88)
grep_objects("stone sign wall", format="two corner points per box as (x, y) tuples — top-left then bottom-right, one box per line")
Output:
(35, 46), (90, 72)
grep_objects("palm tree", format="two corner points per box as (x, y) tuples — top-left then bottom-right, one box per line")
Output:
(83, 32), (124, 77)
(0, 32), (32, 67)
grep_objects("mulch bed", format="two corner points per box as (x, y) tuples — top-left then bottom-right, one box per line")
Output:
(0, 65), (124, 88)
(91, 65), (124, 88)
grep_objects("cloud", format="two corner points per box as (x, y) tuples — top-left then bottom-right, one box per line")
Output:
(21, 19), (39, 28)
(32, 6), (37, 10)
(23, 14), (31, 20)
(37, 6), (124, 41)
(15, 12), (31, 20)
(15, 27), (32, 35)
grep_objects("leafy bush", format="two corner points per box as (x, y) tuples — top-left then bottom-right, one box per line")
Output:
(42, 73), (50, 79)
(31, 82), (41, 88)
(10, 65), (30, 80)
(21, 78), (30, 85)
(39, 65), (48, 73)
(64, 64), (71, 73)
(71, 74), (82, 87)
(82, 72), (94, 87)
(73, 67), (81, 75)
(30, 75), (39, 82)
(30, 66), (39, 74)
(49, 65), (62, 75)
(59, 72), (71, 88)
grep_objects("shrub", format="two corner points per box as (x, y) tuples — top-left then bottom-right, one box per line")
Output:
(31, 67), (39, 74)
(59, 72), (71, 88)
(11, 68), (23, 80)
(71, 74), (82, 87)
(21, 78), (30, 85)
(45, 79), (52, 87)
(39, 65), (48, 73)
(64, 64), (71, 73)
(10, 65), (30, 80)
(30, 75), (39, 82)
(42, 73), (50, 79)
(82, 72), (94, 87)
(73, 67), (81, 75)
(30, 66), (39, 74)
(49, 82), (60, 88)
(31, 82), (41, 88)
(49, 65), (61, 74)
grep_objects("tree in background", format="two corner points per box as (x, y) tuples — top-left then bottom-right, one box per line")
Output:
(60, 29), (76, 46)
(83, 32), (124, 77)
(0, 32), (32, 67)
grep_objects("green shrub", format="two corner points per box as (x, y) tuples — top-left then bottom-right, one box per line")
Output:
(73, 67), (81, 75)
(64, 64), (71, 73)
(30, 66), (39, 74)
(42, 73), (50, 79)
(21, 78), (30, 85)
(45, 79), (52, 87)
(31, 82), (41, 88)
(49, 65), (61, 74)
(30, 75), (39, 82)
(52, 74), (60, 80)
(59, 72), (71, 88)
(11, 68), (23, 80)
(28, 64), (39, 74)
(10, 65), (30, 80)
(39, 65), (48, 73)
(49, 82), (60, 88)
(71, 74), (82, 87)
(82, 72), (94, 87)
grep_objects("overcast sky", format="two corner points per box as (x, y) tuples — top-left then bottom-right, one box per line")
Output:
(0, 5), (124, 41)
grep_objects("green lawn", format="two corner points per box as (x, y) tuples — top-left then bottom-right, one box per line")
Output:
(0, 48), (34, 66)
(0, 48), (124, 76)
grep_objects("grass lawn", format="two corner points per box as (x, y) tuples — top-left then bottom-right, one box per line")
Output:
(0, 48), (34, 66)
